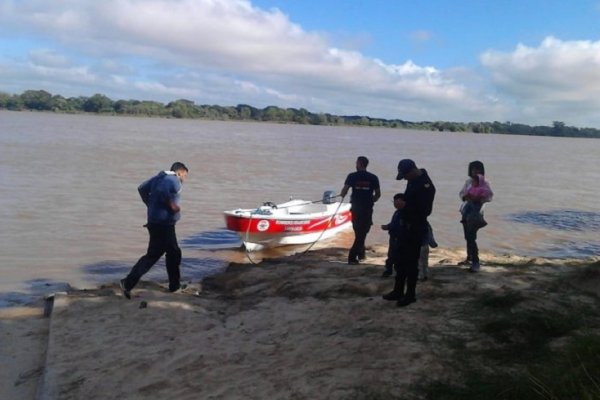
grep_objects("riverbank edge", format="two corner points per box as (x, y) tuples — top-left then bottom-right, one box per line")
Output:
(1, 245), (599, 399)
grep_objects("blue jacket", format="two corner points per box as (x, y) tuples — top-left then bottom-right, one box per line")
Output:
(403, 169), (435, 243)
(385, 209), (405, 239)
(138, 171), (182, 225)
(404, 169), (435, 227)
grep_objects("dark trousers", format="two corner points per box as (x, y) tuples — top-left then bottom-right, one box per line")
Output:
(462, 222), (479, 263)
(349, 207), (372, 262)
(384, 236), (399, 272)
(393, 228), (423, 299)
(123, 224), (182, 291)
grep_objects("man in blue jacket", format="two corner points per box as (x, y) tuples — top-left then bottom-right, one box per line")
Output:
(120, 162), (189, 299)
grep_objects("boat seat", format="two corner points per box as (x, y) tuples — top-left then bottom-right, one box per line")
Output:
(288, 204), (327, 214)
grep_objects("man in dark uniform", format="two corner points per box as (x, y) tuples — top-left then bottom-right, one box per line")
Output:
(340, 156), (381, 264)
(383, 159), (435, 306)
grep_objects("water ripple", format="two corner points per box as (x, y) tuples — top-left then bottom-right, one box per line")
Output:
(0, 279), (71, 308)
(180, 229), (242, 250)
(82, 257), (226, 282)
(544, 241), (600, 259)
(509, 210), (600, 232)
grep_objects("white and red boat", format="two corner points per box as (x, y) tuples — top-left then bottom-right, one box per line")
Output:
(224, 191), (352, 251)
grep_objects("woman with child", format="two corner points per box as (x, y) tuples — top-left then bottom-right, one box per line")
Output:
(459, 160), (494, 272)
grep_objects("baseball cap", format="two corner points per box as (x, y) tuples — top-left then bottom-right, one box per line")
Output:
(396, 159), (416, 180)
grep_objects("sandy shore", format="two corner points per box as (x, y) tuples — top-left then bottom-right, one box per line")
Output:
(1, 245), (598, 400)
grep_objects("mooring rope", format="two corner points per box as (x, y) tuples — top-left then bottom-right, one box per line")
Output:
(242, 194), (347, 264)
(295, 195), (346, 257)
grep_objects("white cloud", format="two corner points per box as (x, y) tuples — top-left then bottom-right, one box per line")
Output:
(29, 49), (72, 68)
(133, 80), (198, 99)
(234, 80), (261, 95)
(3, 1), (600, 126)
(0, 0), (487, 121)
(481, 36), (600, 125)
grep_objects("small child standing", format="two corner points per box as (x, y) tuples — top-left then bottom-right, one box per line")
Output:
(418, 222), (438, 281)
(381, 193), (406, 278)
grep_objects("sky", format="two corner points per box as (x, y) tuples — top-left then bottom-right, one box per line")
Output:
(1, 0), (600, 127)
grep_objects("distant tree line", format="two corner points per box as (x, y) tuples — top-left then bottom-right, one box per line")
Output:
(1, 89), (599, 138)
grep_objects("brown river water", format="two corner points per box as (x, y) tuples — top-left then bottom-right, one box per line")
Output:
(1, 111), (599, 305)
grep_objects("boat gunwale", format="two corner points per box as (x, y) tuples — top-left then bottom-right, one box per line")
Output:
(224, 202), (351, 221)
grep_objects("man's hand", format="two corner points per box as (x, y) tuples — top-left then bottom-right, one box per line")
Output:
(169, 200), (180, 213)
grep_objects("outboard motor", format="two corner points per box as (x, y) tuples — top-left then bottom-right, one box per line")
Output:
(322, 190), (336, 204)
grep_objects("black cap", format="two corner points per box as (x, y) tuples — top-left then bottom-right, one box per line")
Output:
(396, 159), (416, 180)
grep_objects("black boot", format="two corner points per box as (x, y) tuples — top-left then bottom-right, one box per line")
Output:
(383, 276), (405, 301)
(383, 290), (404, 301)
(397, 280), (416, 307)
(396, 296), (416, 307)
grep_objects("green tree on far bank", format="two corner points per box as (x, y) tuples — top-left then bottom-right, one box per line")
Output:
(1, 89), (599, 139)
(83, 94), (113, 113)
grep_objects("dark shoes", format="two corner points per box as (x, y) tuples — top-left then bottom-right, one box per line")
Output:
(349, 253), (365, 264)
(396, 296), (416, 307)
(468, 262), (480, 273)
(382, 290), (404, 301)
(119, 280), (188, 298)
(383, 291), (416, 306)
(381, 269), (393, 278)
(120, 279), (131, 300)
(169, 283), (188, 293)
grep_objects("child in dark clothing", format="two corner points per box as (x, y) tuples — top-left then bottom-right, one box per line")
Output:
(381, 193), (406, 278)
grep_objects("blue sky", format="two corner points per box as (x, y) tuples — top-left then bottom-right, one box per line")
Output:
(1, 0), (600, 127)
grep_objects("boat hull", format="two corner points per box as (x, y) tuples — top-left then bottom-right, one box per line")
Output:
(224, 200), (352, 251)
